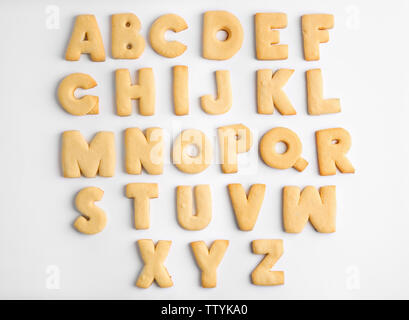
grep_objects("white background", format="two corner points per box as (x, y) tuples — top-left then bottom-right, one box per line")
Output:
(0, 0), (408, 299)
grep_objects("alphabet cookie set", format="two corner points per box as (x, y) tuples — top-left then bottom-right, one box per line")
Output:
(58, 11), (354, 288)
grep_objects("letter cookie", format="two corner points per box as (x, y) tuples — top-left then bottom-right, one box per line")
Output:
(283, 186), (336, 233)
(172, 129), (213, 174)
(115, 68), (155, 116)
(259, 127), (308, 172)
(126, 183), (159, 229)
(201, 70), (232, 115)
(228, 184), (265, 231)
(190, 240), (229, 288)
(202, 11), (243, 60)
(125, 127), (163, 175)
(61, 131), (115, 178)
(58, 73), (99, 115)
(176, 185), (212, 231)
(257, 69), (295, 115)
(251, 239), (284, 286)
(112, 13), (145, 59)
(74, 187), (107, 235)
(149, 14), (188, 58)
(255, 13), (288, 60)
(218, 124), (252, 173)
(306, 69), (340, 115)
(136, 239), (173, 288)
(302, 14), (334, 61)
(315, 128), (355, 175)
(173, 65), (189, 115)
(65, 14), (105, 61)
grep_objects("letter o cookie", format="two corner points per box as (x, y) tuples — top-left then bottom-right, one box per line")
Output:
(172, 129), (213, 174)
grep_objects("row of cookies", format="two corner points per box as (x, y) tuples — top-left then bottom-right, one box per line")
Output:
(65, 12), (334, 61)
(58, 67), (339, 117)
(61, 126), (354, 177)
(74, 184), (336, 234)
(134, 239), (284, 288)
